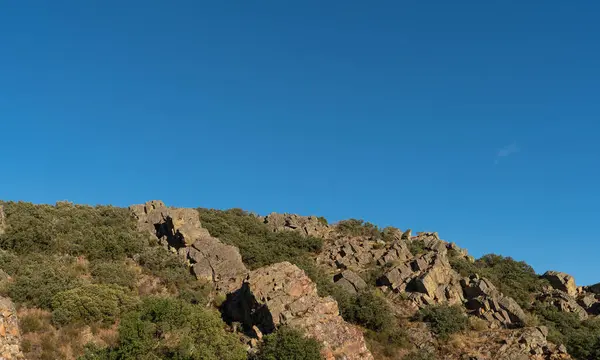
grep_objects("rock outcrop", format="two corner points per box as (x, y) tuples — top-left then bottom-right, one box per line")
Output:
(496, 326), (571, 360)
(543, 271), (577, 297)
(333, 270), (367, 294)
(0, 296), (24, 359)
(261, 213), (332, 239)
(130, 200), (247, 293)
(461, 276), (528, 327)
(537, 289), (589, 320)
(222, 262), (373, 360)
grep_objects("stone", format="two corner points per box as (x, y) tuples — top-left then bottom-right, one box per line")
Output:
(462, 276), (528, 327)
(542, 271), (577, 296)
(262, 213), (331, 238)
(333, 270), (367, 294)
(222, 262), (373, 360)
(537, 289), (588, 320)
(0, 296), (23, 359)
(587, 282), (600, 295)
(130, 201), (248, 293)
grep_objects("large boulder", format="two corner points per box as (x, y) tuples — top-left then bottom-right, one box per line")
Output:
(333, 270), (367, 294)
(222, 262), (373, 360)
(537, 290), (588, 320)
(542, 271), (577, 297)
(261, 213), (331, 238)
(461, 276), (528, 327)
(0, 296), (24, 359)
(130, 200), (247, 293)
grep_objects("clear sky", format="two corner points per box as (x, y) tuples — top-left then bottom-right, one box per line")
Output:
(1, 1), (599, 285)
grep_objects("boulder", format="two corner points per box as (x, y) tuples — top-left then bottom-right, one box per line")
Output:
(222, 262), (373, 360)
(187, 238), (248, 293)
(461, 276), (527, 327)
(262, 213), (331, 238)
(542, 271), (577, 297)
(537, 290), (588, 320)
(130, 200), (247, 293)
(333, 270), (367, 294)
(0, 296), (24, 359)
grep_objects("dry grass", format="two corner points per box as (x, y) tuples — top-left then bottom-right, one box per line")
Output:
(18, 307), (118, 360)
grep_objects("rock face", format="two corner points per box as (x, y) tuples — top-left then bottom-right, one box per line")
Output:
(0, 205), (5, 236)
(261, 213), (331, 238)
(333, 270), (367, 294)
(461, 276), (528, 327)
(543, 271), (577, 297)
(496, 327), (572, 360)
(222, 262), (373, 360)
(0, 296), (24, 359)
(130, 200), (247, 292)
(537, 289), (589, 320)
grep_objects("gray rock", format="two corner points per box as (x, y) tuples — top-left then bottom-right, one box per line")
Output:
(333, 270), (367, 294)
(542, 271), (577, 296)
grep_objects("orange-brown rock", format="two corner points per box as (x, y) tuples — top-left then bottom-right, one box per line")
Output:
(222, 262), (373, 360)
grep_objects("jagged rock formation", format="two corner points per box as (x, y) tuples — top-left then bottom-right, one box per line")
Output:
(130, 200), (248, 293)
(261, 213), (332, 238)
(461, 275), (528, 327)
(222, 262), (373, 360)
(543, 271), (577, 297)
(333, 270), (367, 294)
(0, 296), (24, 359)
(536, 289), (589, 320)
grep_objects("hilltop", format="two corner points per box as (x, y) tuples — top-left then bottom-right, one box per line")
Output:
(0, 200), (598, 360)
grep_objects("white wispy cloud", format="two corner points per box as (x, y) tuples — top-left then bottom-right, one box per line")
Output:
(495, 142), (519, 164)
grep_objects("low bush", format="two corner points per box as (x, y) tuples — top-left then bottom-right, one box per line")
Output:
(82, 296), (247, 360)
(416, 305), (467, 340)
(336, 219), (382, 240)
(51, 284), (137, 326)
(0, 201), (147, 260)
(197, 208), (323, 269)
(254, 326), (323, 360)
(6, 255), (83, 309)
(90, 261), (137, 289)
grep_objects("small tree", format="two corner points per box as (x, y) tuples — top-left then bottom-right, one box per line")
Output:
(255, 326), (323, 360)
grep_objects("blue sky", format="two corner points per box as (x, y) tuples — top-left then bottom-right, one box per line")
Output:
(1, 1), (599, 285)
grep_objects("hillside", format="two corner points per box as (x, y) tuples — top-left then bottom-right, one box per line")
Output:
(0, 200), (598, 360)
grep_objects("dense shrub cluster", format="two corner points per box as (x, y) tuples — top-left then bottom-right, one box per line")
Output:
(0, 201), (147, 259)
(336, 219), (382, 240)
(449, 253), (546, 309)
(253, 326), (323, 360)
(533, 302), (600, 359)
(90, 260), (138, 289)
(52, 284), (137, 325)
(81, 297), (247, 360)
(197, 208), (323, 269)
(416, 305), (467, 340)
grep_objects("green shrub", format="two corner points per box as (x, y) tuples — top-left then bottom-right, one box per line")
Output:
(417, 305), (467, 340)
(341, 290), (393, 331)
(408, 240), (426, 256)
(533, 301), (600, 359)
(336, 219), (382, 240)
(255, 326), (323, 360)
(197, 208), (323, 269)
(448, 253), (547, 310)
(90, 261), (137, 289)
(137, 246), (209, 304)
(7, 255), (83, 309)
(316, 216), (328, 226)
(0, 201), (147, 260)
(52, 284), (137, 326)
(86, 297), (247, 360)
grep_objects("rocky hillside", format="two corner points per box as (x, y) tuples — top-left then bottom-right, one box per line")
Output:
(0, 200), (598, 360)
